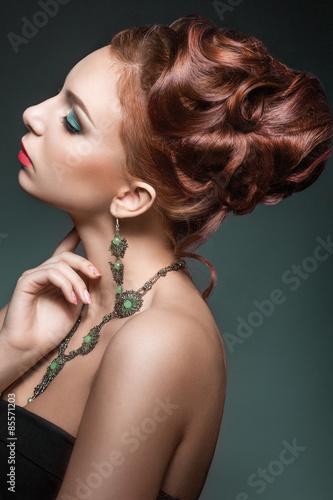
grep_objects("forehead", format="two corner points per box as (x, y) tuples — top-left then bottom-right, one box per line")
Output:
(64, 46), (122, 127)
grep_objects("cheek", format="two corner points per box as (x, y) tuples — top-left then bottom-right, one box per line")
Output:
(60, 128), (123, 178)
(21, 129), (126, 213)
(63, 131), (125, 188)
(44, 139), (107, 188)
(56, 142), (124, 204)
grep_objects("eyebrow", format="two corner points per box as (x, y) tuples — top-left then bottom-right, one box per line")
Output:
(65, 89), (95, 127)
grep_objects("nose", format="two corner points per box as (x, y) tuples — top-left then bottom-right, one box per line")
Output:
(22, 102), (46, 136)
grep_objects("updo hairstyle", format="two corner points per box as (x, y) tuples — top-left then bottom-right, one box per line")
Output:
(109, 15), (332, 297)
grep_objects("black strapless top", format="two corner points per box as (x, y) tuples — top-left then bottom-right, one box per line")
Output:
(0, 399), (178, 499)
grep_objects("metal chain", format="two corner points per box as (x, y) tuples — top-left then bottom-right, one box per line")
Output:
(137, 261), (185, 296)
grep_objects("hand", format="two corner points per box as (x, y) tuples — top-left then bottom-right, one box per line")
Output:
(0, 227), (101, 362)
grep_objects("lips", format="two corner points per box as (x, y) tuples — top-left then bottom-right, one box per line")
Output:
(18, 140), (33, 168)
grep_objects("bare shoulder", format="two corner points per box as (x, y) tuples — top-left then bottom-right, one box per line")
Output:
(97, 292), (227, 416)
(110, 292), (223, 361)
(58, 292), (226, 499)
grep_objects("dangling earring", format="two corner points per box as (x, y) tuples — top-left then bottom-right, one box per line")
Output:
(108, 215), (144, 317)
(108, 216), (128, 295)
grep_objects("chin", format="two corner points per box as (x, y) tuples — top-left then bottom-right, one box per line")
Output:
(18, 170), (48, 205)
(18, 167), (34, 192)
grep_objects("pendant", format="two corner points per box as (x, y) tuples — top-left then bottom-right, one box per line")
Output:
(80, 326), (101, 355)
(115, 290), (143, 317)
(27, 355), (66, 402)
(109, 236), (128, 258)
(109, 260), (124, 285)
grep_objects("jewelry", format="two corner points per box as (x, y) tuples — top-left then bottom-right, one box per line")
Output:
(27, 260), (186, 404)
(108, 216), (128, 296)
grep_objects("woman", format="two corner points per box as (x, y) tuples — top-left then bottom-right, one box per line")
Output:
(0, 14), (331, 500)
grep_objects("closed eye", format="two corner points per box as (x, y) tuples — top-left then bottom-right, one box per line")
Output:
(61, 109), (81, 134)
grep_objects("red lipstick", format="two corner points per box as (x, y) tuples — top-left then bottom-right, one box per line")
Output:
(18, 140), (33, 168)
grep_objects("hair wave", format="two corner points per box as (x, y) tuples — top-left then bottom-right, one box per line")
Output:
(109, 14), (332, 298)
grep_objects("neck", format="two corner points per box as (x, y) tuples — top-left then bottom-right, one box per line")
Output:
(68, 209), (176, 319)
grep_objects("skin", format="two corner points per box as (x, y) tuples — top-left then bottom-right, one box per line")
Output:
(0, 46), (227, 499)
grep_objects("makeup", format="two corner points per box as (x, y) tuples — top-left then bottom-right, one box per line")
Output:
(18, 140), (33, 168)
(61, 109), (81, 134)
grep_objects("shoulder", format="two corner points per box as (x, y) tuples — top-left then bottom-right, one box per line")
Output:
(100, 306), (200, 389)
(104, 301), (216, 367)
(56, 310), (199, 498)
(107, 304), (201, 358)
(96, 301), (226, 409)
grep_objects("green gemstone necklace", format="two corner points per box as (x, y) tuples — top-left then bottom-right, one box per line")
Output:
(27, 259), (186, 404)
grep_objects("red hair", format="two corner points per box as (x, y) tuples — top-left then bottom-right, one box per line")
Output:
(109, 14), (332, 299)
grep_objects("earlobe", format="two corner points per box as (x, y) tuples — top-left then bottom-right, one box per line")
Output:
(110, 181), (156, 219)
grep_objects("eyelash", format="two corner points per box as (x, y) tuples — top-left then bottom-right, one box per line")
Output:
(61, 112), (81, 135)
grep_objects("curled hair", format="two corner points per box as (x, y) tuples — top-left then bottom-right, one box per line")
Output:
(109, 14), (332, 298)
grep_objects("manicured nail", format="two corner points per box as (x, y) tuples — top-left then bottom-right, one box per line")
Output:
(72, 291), (78, 304)
(89, 265), (102, 276)
(84, 289), (92, 304)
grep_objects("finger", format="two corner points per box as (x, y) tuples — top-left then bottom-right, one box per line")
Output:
(18, 268), (82, 305)
(52, 227), (81, 257)
(26, 252), (102, 279)
(25, 262), (94, 303)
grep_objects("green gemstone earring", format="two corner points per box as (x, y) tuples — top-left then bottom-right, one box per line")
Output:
(108, 216), (144, 316)
(108, 216), (128, 295)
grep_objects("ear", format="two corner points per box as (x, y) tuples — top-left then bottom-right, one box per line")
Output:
(110, 181), (156, 219)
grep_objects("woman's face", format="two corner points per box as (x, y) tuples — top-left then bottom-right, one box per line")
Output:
(18, 46), (126, 216)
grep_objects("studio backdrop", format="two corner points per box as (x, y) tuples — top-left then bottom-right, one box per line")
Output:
(0, 1), (332, 499)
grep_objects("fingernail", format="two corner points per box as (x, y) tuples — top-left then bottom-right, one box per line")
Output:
(72, 291), (78, 304)
(89, 265), (102, 276)
(84, 289), (92, 304)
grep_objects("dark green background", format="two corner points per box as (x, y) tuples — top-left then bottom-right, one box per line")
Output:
(0, 1), (332, 499)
